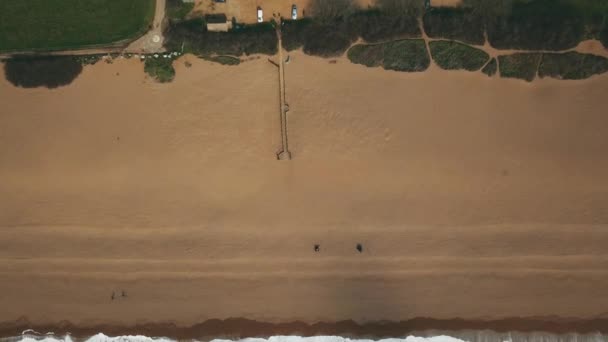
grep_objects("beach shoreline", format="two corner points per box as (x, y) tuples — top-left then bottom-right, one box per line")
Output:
(3, 317), (608, 340)
(2, 53), (608, 340)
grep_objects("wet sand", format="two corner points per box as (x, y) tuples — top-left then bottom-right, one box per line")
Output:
(1, 52), (608, 335)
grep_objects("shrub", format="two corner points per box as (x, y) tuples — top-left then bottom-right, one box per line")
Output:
(301, 22), (356, 57)
(4, 56), (83, 88)
(144, 57), (175, 83)
(429, 40), (489, 71)
(164, 20), (277, 56)
(347, 44), (384, 67)
(282, 18), (314, 51)
(383, 39), (430, 72)
(487, 0), (585, 50)
(348, 9), (420, 43)
(601, 26), (608, 48)
(202, 55), (241, 65)
(498, 53), (542, 82)
(539, 52), (608, 80)
(166, 0), (195, 20)
(481, 57), (497, 76)
(423, 8), (485, 45)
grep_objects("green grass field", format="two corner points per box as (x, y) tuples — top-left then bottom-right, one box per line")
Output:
(0, 0), (155, 52)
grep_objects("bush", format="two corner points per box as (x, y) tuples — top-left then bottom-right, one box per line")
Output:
(282, 18), (314, 51)
(348, 9), (420, 43)
(383, 39), (430, 72)
(482, 57), (497, 76)
(202, 55), (241, 65)
(539, 52), (608, 80)
(601, 26), (608, 48)
(301, 22), (356, 57)
(429, 40), (489, 71)
(166, 0), (195, 20)
(4, 56), (83, 88)
(347, 44), (384, 67)
(423, 8), (485, 45)
(164, 20), (277, 56)
(487, 0), (585, 50)
(144, 57), (175, 83)
(498, 53), (542, 82)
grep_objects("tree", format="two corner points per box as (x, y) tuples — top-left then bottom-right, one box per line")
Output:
(463, 0), (513, 25)
(377, 0), (424, 17)
(309, 0), (357, 20)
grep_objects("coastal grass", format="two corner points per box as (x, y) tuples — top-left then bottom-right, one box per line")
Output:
(347, 44), (384, 67)
(3, 56), (83, 88)
(482, 58), (498, 77)
(383, 39), (430, 72)
(144, 58), (176, 83)
(498, 53), (542, 82)
(0, 0), (155, 52)
(539, 52), (608, 80)
(429, 40), (489, 71)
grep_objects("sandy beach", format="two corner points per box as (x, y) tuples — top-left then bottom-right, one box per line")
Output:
(1, 52), (608, 336)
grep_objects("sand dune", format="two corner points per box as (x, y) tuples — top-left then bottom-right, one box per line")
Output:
(1, 53), (608, 329)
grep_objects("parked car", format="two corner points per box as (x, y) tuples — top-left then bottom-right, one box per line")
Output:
(291, 4), (297, 20)
(257, 6), (263, 22)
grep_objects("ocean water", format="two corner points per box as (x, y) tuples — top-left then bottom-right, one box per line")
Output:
(4, 332), (608, 342)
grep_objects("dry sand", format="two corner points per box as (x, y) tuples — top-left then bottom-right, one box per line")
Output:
(1, 52), (608, 334)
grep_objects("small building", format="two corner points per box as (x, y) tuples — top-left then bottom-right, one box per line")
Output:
(205, 14), (232, 32)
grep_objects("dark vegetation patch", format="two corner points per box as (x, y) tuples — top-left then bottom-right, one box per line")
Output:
(482, 58), (498, 76)
(144, 57), (176, 83)
(164, 19), (277, 56)
(202, 55), (241, 65)
(0, 0), (155, 52)
(73, 54), (104, 66)
(498, 53), (542, 82)
(383, 39), (430, 72)
(347, 39), (430, 72)
(601, 27), (608, 48)
(281, 19), (314, 51)
(300, 22), (356, 57)
(167, 0), (195, 20)
(347, 44), (384, 67)
(539, 52), (608, 80)
(429, 40), (489, 71)
(423, 8), (485, 45)
(282, 0), (421, 57)
(349, 9), (420, 43)
(487, 0), (585, 50)
(3, 56), (83, 88)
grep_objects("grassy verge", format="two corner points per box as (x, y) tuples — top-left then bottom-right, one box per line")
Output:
(482, 58), (498, 77)
(383, 40), (430, 72)
(498, 53), (542, 82)
(539, 52), (608, 80)
(0, 0), (155, 52)
(3, 56), (83, 88)
(423, 8), (485, 45)
(144, 57), (176, 83)
(429, 40), (489, 71)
